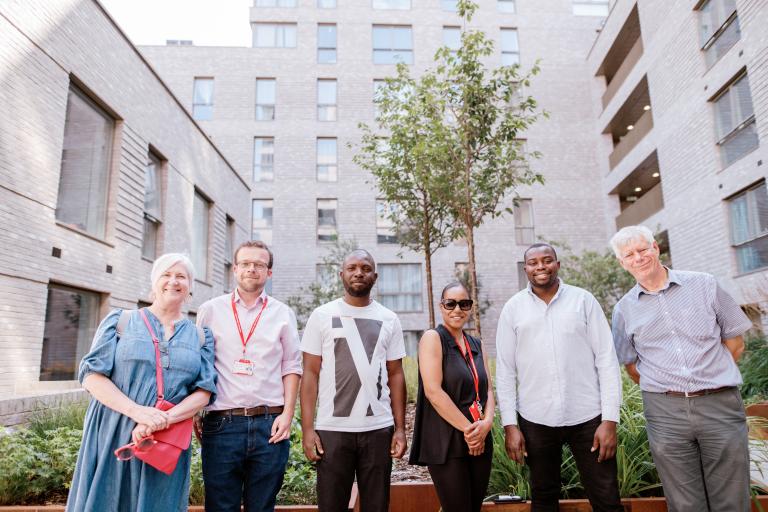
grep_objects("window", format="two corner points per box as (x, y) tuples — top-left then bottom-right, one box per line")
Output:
(698, 0), (740, 67)
(443, 26), (461, 53)
(142, 152), (163, 260)
(572, 0), (610, 16)
(252, 23), (297, 48)
(376, 200), (398, 243)
(316, 138), (338, 181)
(256, 78), (276, 120)
(252, 199), (274, 244)
(254, 0), (297, 6)
(224, 216), (235, 292)
(318, 79), (337, 121)
(55, 85), (114, 238)
(730, 181), (768, 273)
(500, 28), (519, 66)
(372, 25), (413, 64)
(378, 263), (422, 312)
(316, 263), (339, 292)
(713, 72), (758, 167)
(498, 0), (515, 13)
(318, 24), (337, 63)
(517, 261), (527, 290)
(253, 137), (275, 181)
(373, 0), (410, 9)
(441, 0), (458, 11)
(318, 0), (336, 7)
(514, 199), (535, 244)
(192, 191), (210, 279)
(317, 199), (338, 241)
(40, 285), (101, 381)
(192, 77), (214, 120)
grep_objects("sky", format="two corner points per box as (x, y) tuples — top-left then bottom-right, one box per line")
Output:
(99, 0), (252, 47)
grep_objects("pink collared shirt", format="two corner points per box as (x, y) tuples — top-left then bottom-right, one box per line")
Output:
(197, 289), (302, 410)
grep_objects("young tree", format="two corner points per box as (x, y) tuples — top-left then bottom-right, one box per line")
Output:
(354, 77), (459, 328)
(420, 0), (546, 334)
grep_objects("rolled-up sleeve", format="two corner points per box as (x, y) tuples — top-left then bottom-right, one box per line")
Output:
(611, 302), (638, 365)
(281, 307), (303, 376)
(192, 326), (217, 404)
(714, 282), (752, 339)
(78, 309), (122, 383)
(495, 302), (519, 427)
(587, 296), (621, 423)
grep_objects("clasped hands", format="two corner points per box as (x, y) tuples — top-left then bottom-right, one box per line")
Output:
(129, 404), (170, 443)
(463, 417), (493, 456)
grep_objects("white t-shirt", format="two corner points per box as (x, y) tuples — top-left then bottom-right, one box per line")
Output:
(301, 298), (406, 432)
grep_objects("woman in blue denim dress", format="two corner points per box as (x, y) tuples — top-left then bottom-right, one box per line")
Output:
(66, 253), (217, 512)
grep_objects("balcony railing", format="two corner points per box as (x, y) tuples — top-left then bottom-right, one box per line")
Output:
(616, 183), (664, 229)
(602, 37), (644, 109)
(609, 109), (654, 170)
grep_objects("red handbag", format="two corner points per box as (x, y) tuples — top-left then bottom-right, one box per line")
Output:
(131, 309), (194, 475)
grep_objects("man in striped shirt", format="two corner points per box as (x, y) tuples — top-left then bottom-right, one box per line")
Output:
(610, 225), (752, 512)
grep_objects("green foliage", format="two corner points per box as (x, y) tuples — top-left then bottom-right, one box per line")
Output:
(0, 426), (83, 505)
(276, 415), (318, 505)
(189, 437), (205, 505)
(402, 356), (419, 404)
(740, 336), (768, 401)
(488, 375), (662, 499)
(554, 243), (636, 320)
(27, 402), (88, 436)
(285, 238), (359, 330)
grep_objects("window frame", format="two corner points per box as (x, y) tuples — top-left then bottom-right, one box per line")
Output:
(376, 199), (398, 244)
(500, 28), (520, 66)
(142, 151), (164, 260)
(372, 0), (411, 9)
(318, 23), (338, 64)
(497, 0), (516, 13)
(253, 136), (275, 182)
(317, 198), (338, 242)
(252, 198), (274, 245)
(192, 190), (212, 282)
(728, 181), (768, 274)
(572, 0), (611, 16)
(316, 138), (338, 182)
(712, 71), (758, 167)
(192, 77), (214, 120)
(317, 79), (338, 121)
(377, 263), (423, 312)
(252, 23), (297, 48)
(514, 198), (535, 245)
(372, 25), (414, 65)
(255, 78), (277, 121)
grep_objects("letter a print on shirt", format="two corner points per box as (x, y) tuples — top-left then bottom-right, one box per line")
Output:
(331, 316), (387, 417)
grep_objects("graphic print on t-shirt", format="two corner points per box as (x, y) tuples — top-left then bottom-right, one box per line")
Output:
(331, 316), (388, 417)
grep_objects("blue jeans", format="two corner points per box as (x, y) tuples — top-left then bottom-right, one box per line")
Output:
(201, 413), (290, 512)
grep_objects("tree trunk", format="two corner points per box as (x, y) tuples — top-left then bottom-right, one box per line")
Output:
(465, 221), (481, 337)
(424, 248), (435, 329)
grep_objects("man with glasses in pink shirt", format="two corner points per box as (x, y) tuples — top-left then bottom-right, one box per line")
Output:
(196, 241), (302, 512)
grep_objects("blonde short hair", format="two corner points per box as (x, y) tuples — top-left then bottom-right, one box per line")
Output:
(150, 253), (195, 294)
(609, 225), (655, 258)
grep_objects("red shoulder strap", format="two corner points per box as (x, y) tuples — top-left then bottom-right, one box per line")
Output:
(139, 309), (165, 401)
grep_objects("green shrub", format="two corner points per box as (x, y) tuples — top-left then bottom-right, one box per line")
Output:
(276, 415), (317, 505)
(27, 402), (88, 436)
(740, 336), (768, 401)
(403, 356), (419, 404)
(488, 375), (662, 499)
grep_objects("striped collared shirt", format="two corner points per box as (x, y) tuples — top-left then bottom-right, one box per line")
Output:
(611, 269), (751, 393)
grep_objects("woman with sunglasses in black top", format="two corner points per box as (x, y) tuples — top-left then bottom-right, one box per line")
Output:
(409, 282), (496, 512)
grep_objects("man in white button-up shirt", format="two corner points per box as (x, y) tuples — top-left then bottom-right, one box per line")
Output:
(496, 243), (623, 511)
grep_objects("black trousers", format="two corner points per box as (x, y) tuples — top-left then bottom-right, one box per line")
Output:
(427, 449), (493, 512)
(316, 426), (394, 512)
(518, 415), (623, 512)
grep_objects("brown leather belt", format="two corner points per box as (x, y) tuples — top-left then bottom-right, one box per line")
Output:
(205, 406), (284, 418)
(665, 386), (734, 398)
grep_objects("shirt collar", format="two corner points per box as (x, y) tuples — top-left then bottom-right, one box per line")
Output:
(526, 277), (565, 303)
(233, 288), (268, 310)
(634, 266), (680, 298)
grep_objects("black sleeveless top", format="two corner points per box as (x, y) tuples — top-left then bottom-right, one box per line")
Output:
(409, 324), (491, 466)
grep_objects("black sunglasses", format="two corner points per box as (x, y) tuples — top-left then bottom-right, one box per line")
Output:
(441, 299), (473, 311)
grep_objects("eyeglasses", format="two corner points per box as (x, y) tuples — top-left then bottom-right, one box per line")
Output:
(621, 246), (653, 261)
(114, 436), (157, 461)
(236, 261), (269, 271)
(441, 299), (473, 311)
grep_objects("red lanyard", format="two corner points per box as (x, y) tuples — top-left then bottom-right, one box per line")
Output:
(231, 293), (268, 355)
(455, 333), (481, 404)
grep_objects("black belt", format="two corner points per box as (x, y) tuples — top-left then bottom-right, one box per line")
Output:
(664, 386), (734, 398)
(205, 406), (284, 418)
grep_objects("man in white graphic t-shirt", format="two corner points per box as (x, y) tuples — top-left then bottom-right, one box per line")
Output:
(300, 249), (407, 512)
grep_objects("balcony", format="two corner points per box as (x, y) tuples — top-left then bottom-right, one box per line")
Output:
(609, 108), (653, 170)
(596, 5), (643, 110)
(602, 37), (643, 109)
(616, 183), (664, 229)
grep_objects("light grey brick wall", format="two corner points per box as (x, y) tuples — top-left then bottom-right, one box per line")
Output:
(140, 0), (615, 350)
(0, 0), (251, 397)
(590, 0), (768, 303)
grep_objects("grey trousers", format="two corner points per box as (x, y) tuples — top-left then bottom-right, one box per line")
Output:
(642, 388), (750, 512)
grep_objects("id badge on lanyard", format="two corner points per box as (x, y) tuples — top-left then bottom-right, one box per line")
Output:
(231, 293), (268, 376)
